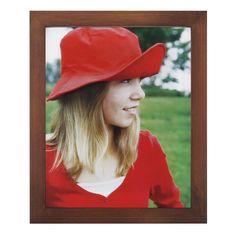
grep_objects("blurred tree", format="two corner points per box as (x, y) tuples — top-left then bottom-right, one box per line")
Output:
(46, 59), (60, 83)
(128, 27), (183, 50)
(128, 27), (191, 87)
(46, 63), (53, 82)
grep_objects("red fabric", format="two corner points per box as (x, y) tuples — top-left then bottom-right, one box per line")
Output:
(46, 130), (184, 208)
(47, 27), (166, 101)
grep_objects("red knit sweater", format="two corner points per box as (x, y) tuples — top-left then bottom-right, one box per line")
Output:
(46, 130), (184, 208)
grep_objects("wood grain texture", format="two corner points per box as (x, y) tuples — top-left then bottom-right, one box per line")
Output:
(30, 11), (207, 223)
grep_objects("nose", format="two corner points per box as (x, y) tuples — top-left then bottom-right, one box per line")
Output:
(130, 82), (145, 100)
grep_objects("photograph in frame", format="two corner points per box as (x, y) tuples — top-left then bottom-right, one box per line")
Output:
(30, 11), (207, 223)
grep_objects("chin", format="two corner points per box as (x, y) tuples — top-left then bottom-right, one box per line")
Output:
(117, 124), (131, 128)
(114, 120), (133, 128)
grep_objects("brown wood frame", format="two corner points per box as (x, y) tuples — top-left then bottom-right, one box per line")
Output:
(30, 11), (207, 223)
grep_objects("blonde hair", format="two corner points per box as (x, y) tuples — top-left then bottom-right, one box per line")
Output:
(46, 82), (140, 181)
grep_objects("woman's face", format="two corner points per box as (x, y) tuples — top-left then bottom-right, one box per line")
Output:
(102, 78), (145, 128)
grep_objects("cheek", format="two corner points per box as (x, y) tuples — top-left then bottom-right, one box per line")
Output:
(103, 95), (122, 121)
(102, 85), (133, 127)
(102, 99), (134, 128)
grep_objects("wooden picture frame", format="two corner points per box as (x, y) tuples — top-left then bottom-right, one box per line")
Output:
(30, 11), (207, 223)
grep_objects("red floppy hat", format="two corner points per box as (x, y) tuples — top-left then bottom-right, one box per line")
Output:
(47, 27), (166, 101)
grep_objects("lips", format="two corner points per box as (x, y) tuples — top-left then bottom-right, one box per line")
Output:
(123, 105), (138, 111)
(123, 105), (139, 115)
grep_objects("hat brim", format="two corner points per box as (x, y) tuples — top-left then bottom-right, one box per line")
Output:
(47, 43), (166, 101)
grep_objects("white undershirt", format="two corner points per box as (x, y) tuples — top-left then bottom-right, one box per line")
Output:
(77, 176), (126, 197)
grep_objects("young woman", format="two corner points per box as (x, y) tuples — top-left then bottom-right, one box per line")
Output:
(46, 27), (184, 208)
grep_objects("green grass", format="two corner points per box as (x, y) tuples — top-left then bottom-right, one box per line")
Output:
(46, 100), (58, 133)
(46, 96), (191, 208)
(140, 97), (191, 208)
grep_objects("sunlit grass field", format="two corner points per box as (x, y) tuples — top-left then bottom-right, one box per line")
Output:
(46, 96), (191, 208)
(140, 97), (191, 208)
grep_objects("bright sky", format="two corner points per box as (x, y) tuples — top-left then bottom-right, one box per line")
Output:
(46, 27), (191, 94)
(46, 27), (73, 64)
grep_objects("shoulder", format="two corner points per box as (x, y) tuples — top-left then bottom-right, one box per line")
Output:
(46, 144), (56, 153)
(138, 130), (166, 156)
(139, 130), (160, 147)
(45, 138), (57, 168)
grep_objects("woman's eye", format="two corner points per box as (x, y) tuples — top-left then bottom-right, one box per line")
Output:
(121, 80), (130, 84)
